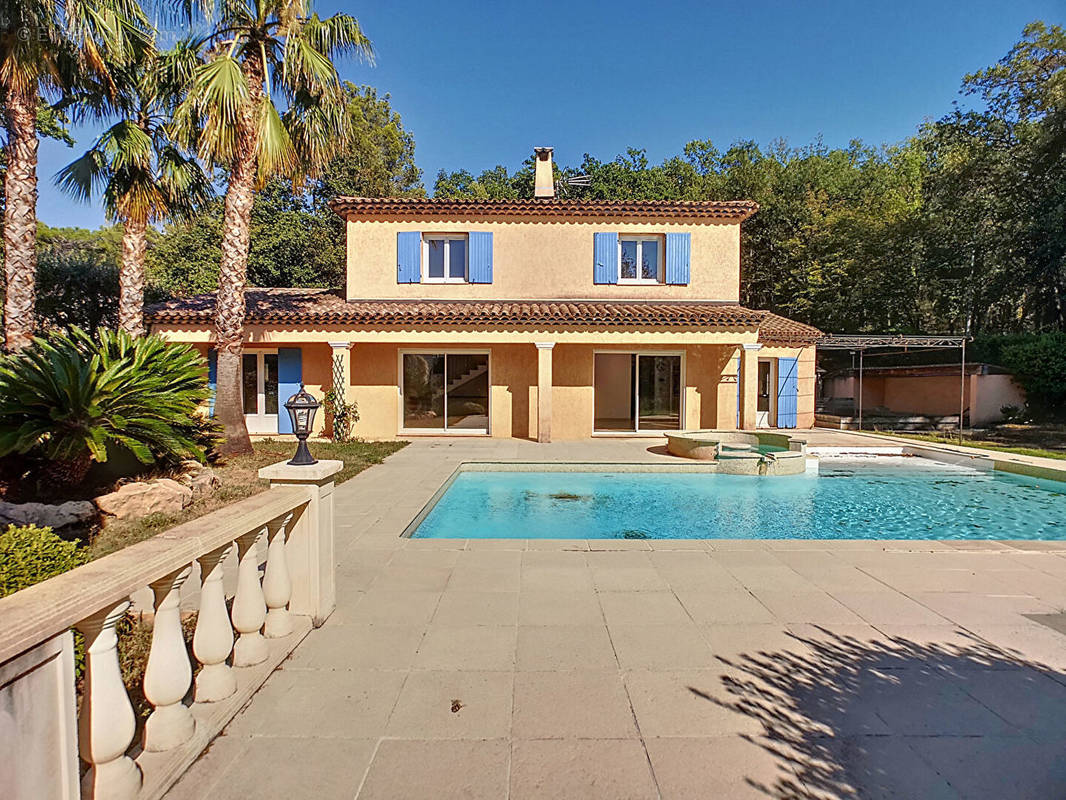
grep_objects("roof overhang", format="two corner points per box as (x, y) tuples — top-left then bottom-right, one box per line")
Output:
(146, 290), (820, 344)
(327, 197), (759, 222)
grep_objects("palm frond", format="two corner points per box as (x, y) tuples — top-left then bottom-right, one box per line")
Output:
(255, 97), (295, 181)
(55, 147), (109, 204)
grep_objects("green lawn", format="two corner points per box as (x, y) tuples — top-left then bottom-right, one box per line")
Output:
(89, 438), (406, 559)
(869, 430), (1066, 461)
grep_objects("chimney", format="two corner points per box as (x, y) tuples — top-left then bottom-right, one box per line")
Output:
(533, 146), (554, 198)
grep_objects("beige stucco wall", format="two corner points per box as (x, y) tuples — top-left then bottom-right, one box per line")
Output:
(759, 344), (817, 430)
(971, 374), (1026, 426)
(825, 371), (1024, 426)
(183, 335), (815, 440)
(339, 341), (813, 441)
(344, 216), (741, 301)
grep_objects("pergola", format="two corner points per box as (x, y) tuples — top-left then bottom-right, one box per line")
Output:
(816, 334), (970, 438)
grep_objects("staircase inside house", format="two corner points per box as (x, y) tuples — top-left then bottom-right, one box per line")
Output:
(447, 363), (488, 393)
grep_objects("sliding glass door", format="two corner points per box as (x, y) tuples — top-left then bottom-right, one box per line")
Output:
(594, 353), (682, 432)
(402, 352), (489, 433)
(637, 354), (682, 430)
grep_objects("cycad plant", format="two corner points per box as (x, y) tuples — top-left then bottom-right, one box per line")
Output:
(0, 327), (212, 488)
(56, 40), (212, 336)
(0, 0), (151, 351)
(176, 0), (372, 453)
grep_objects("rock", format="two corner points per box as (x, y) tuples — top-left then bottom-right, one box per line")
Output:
(94, 478), (194, 524)
(187, 469), (220, 499)
(0, 500), (97, 532)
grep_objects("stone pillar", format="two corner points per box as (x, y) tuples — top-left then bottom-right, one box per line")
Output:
(535, 342), (555, 443)
(0, 633), (79, 800)
(739, 344), (761, 431)
(258, 460), (343, 626)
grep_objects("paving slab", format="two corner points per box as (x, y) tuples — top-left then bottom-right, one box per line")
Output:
(509, 739), (658, 800)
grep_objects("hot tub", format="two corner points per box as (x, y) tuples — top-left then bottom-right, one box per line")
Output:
(665, 430), (809, 475)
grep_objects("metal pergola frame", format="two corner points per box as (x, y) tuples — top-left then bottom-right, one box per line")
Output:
(817, 334), (970, 440)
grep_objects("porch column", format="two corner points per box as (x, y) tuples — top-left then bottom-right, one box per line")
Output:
(739, 343), (761, 430)
(327, 342), (352, 439)
(535, 342), (555, 443)
(327, 342), (351, 399)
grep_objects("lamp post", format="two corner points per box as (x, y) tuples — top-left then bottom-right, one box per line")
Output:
(284, 384), (320, 466)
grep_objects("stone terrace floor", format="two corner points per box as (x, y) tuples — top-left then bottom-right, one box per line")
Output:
(168, 433), (1066, 799)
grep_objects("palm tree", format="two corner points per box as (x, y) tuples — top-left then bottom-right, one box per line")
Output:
(0, 0), (150, 350)
(178, 0), (371, 453)
(56, 41), (212, 335)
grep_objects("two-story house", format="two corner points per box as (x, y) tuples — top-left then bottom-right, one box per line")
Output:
(146, 147), (820, 441)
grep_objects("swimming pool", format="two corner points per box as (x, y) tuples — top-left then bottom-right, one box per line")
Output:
(407, 457), (1066, 540)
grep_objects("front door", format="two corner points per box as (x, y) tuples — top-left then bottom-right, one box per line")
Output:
(242, 351), (279, 434)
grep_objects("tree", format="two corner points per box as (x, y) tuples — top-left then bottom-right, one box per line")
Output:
(0, 0), (150, 350)
(56, 40), (211, 335)
(177, 0), (373, 453)
(37, 223), (122, 330)
(147, 84), (423, 299)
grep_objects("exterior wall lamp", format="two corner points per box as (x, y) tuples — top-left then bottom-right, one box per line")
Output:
(284, 384), (320, 466)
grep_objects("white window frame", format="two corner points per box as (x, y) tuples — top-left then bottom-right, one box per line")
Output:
(398, 349), (491, 436)
(618, 235), (664, 285)
(422, 234), (469, 284)
(591, 350), (686, 435)
(242, 348), (279, 435)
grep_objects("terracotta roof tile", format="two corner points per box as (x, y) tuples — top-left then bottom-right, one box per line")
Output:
(145, 288), (820, 343)
(328, 197), (758, 222)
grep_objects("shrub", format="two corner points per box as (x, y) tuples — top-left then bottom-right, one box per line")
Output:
(0, 328), (214, 489)
(999, 334), (1066, 420)
(323, 388), (359, 443)
(0, 524), (87, 598)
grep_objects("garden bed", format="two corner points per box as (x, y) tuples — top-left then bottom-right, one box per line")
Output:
(88, 438), (406, 559)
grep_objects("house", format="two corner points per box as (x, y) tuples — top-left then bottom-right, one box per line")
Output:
(146, 147), (821, 441)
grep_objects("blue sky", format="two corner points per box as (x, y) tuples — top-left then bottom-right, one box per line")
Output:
(37, 0), (1061, 228)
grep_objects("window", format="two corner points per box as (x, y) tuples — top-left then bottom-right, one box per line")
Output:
(619, 236), (663, 283)
(241, 350), (279, 434)
(423, 235), (468, 283)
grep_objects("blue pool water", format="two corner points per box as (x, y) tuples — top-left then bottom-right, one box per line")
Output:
(409, 457), (1066, 540)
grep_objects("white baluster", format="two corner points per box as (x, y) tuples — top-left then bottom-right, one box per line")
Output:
(142, 566), (196, 751)
(193, 543), (237, 702)
(77, 600), (141, 800)
(263, 514), (294, 638)
(231, 528), (268, 666)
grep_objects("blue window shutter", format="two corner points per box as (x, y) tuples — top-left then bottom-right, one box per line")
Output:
(735, 355), (741, 428)
(593, 232), (618, 284)
(777, 357), (799, 429)
(468, 231), (493, 283)
(277, 348), (302, 434)
(397, 231), (421, 283)
(207, 350), (217, 418)
(665, 233), (691, 285)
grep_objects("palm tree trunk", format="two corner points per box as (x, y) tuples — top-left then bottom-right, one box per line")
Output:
(118, 216), (147, 336)
(213, 53), (266, 455)
(3, 86), (40, 352)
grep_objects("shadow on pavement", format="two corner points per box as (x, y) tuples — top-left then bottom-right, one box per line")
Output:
(697, 627), (1066, 799)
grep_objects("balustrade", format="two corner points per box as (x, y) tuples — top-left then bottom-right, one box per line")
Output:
(0, 459), (342, 800)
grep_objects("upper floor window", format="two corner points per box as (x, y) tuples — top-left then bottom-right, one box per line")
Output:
(619, 236), (663, 284)
(424, 234), (468, 283)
